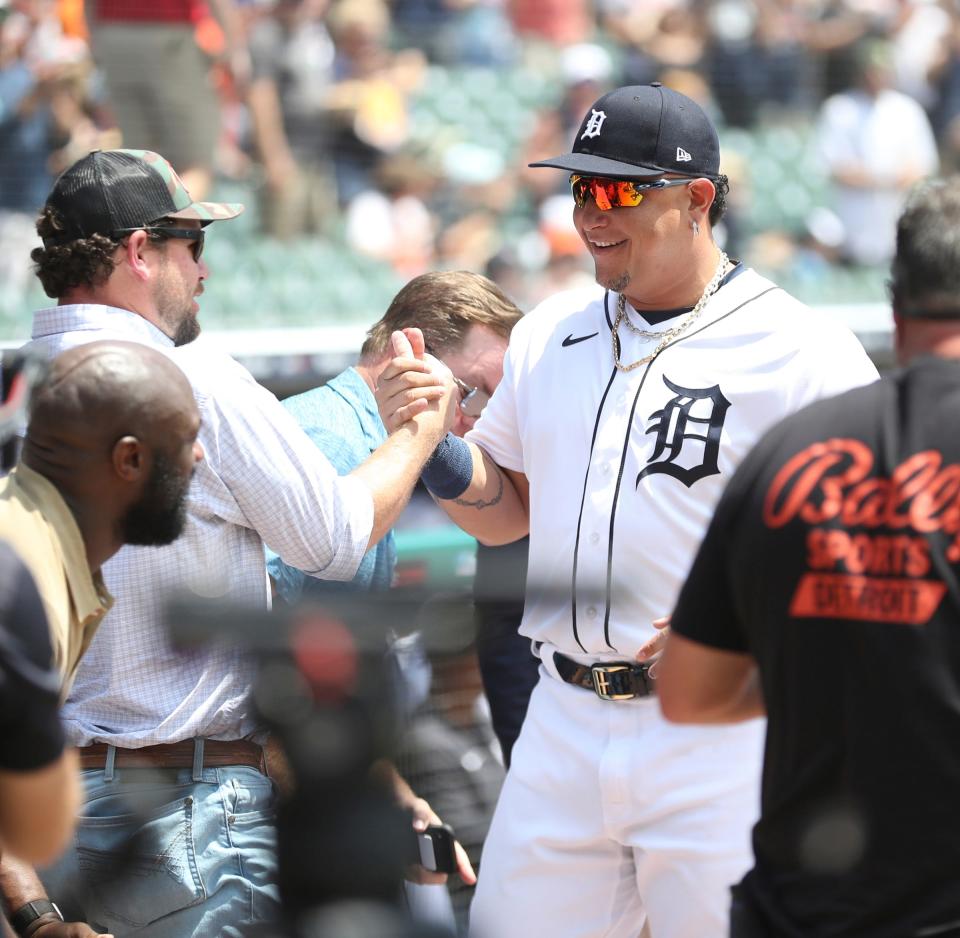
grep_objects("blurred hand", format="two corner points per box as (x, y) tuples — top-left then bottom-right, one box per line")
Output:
(405, 796), (477, 887)
(375, 328), (456, 436)
(635, 615), (671, 678)
(33, 920), (113, 938)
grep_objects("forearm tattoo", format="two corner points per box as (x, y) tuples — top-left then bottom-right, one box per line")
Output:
(454, 462), (504, 509)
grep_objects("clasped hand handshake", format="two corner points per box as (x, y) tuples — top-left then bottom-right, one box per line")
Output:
(375, 328), (459, 437)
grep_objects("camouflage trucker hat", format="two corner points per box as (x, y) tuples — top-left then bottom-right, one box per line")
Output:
(41, 149), (243, 246)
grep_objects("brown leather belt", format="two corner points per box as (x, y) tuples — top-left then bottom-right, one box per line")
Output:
(78, 739), (266, 773)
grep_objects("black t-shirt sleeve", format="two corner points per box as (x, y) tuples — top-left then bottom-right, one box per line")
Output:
(671, 490), (748, 652)
(670, 431), (779, 654)
(0, 542), (65, 772)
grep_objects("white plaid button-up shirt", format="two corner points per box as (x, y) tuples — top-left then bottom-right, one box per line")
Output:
(25, 305), (374, 746)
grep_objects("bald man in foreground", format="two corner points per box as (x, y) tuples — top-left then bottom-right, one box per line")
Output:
(1, 339), (201, 689)
(0, 340), (201, 938)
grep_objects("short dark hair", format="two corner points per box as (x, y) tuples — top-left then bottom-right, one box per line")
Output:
(709, 174), (729, 227)
(32, 206), (118, 298)
(361, 270), (523, 359)
(32, 208), (183, 299)
(889, 177), (960, 319)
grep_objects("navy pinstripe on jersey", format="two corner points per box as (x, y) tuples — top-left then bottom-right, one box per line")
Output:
(593, 283), (779, 651)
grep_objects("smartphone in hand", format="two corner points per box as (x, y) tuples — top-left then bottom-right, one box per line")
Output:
(412, 823), (458, 874)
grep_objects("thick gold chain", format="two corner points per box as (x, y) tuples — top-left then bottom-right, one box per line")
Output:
(611, 252), (729, 373)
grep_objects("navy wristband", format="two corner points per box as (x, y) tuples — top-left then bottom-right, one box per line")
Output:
(421, 432), (473, 500)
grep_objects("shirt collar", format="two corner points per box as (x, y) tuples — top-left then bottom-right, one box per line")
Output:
(32, 304), (174, 348)
(627, 262), (746, 326)
(11, 464), (114, 623)
(328, 367), (386, 441)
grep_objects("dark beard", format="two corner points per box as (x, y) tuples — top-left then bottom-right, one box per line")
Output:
(121, 451), (191, 546)
(172, 315), (201, 347)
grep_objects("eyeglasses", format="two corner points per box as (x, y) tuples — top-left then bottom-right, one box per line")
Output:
(450, 375), (490, 419)
(569, 174), (690, 211)
(425, 346), (491, 418)
(112, 226), (205, 262)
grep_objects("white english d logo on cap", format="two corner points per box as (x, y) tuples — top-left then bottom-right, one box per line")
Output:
(581, 110), (607, 140)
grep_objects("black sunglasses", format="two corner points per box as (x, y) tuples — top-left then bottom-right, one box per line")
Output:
(112, 226), (205, 262)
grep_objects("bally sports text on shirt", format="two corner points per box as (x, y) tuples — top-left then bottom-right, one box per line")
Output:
(763, 439), (958, 626)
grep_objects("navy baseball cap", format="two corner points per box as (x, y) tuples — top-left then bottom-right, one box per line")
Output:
(529, 83), (720, 180)
(41, 149), (243, 247)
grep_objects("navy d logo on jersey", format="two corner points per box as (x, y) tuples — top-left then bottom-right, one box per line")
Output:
(637, 376), (730, 488)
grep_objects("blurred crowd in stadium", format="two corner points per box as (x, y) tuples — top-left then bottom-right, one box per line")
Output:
(2, 0), (960, 330)
(4, 2), (960, 938)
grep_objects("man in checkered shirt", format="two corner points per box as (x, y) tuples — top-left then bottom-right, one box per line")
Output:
(7, 149), (458, 937)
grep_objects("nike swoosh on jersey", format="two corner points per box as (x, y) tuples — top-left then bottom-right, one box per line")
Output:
(562, 332), (599, 347)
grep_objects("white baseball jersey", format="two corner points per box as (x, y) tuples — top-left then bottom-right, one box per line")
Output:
(467, 266), (879, 658)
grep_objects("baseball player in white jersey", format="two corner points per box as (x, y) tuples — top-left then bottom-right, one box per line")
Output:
(376, 84), (880, 938)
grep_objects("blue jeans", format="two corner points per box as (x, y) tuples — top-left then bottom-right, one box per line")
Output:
(41, 765), (279, 937)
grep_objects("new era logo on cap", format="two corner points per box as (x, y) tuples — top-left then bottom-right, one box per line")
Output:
(529, 83), (720, 181)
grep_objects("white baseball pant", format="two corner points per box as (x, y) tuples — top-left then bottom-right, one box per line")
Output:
(469, 653), (764, 938)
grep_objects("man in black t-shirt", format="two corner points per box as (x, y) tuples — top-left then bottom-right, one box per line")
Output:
(658, 176), (960, 938)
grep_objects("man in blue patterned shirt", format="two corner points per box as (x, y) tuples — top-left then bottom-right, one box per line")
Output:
(268, 271), (540, 771)
(269, 270), (523, 601)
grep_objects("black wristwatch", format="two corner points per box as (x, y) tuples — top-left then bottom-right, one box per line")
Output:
(9, 899), (63, 936)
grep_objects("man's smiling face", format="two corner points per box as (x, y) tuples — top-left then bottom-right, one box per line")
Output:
(573, 176), (697, 310)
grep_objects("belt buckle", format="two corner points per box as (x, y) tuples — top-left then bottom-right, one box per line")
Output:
(590, 664), (636, 701)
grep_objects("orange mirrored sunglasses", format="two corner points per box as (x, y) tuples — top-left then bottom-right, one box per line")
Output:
(569, 174), (690, 211)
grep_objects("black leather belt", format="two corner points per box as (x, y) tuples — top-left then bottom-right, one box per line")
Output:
(553, 651), (655, 700)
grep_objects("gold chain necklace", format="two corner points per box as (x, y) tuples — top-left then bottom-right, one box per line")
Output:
(621, 313), (671, 338)
(612, 252), (730, 373)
